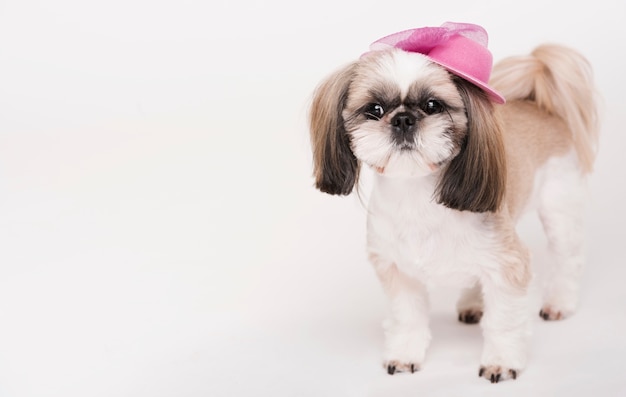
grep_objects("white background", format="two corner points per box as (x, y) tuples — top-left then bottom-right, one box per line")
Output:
(0, 1), (625, 396)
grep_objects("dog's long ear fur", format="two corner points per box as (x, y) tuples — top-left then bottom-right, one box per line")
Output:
(436, 78), (506, 212)
(309, 63), (360, 195)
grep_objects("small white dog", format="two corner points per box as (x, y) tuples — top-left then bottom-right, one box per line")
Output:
(308, 22), (599, 382)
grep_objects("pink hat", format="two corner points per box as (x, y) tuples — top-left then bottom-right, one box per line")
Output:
(369, 22), (505, 104)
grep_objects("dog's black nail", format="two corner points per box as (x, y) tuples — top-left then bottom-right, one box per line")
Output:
(490, 373), (495, 383)
(387, 365), (396, 375)
(479, 367), (485, 377)
(495, 373), (501, 383)
(510, 369), (517, 380)
(410, 364), (415, 373)
(460, 312), (481, 324)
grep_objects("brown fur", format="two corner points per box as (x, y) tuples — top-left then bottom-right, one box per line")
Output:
(490, 44), (599, 174)
(497, 101), (572, 219)
(436, 78), (507, 213)
(485, 211), (533, 290)
(309, 63), (360, 195)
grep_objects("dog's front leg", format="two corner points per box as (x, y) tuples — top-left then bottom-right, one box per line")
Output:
(370, 254), (430, 375)
(478, 246), (532, 383)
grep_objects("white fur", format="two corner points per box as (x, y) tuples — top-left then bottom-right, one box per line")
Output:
(367, 148), (587, 378)
(537, 150), (588, 318)
(367, 173), (531, 375)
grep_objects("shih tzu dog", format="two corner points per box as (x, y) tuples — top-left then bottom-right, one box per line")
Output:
(308, 22), (599, 382)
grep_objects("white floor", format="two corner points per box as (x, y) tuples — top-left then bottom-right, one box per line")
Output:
(0, 1), (625, 396)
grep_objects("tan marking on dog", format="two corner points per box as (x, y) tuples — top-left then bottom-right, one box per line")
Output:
(497, 100), (572, 220)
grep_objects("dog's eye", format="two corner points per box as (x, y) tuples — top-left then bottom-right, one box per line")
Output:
(364, 104), (385, 120)
(423, 99), (444, 115)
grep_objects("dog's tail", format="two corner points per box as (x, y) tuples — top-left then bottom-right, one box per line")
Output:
(490, 44), (600, 173)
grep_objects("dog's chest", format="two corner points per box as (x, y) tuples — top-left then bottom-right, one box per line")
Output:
(367, 179), (487, 285)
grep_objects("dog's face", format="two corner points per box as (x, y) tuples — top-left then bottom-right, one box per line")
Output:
(343, 50), (468, 178)
(310, 48), (505, 212)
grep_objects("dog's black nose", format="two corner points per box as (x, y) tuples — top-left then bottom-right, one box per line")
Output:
(391, 112), (417, 144)
(391, 112), (416, 132)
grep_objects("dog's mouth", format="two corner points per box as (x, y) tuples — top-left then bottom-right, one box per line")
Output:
(397, 142), (416, 151)
(369, 147), (448, 177)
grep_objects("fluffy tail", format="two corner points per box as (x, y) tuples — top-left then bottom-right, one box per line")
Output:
(490, 45), (600, 173)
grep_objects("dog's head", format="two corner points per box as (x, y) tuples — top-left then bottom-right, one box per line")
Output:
(309, 48), (506, 212)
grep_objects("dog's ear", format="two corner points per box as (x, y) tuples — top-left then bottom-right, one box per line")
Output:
(436, 78), (506, 212)
(309, 63), (360, 195)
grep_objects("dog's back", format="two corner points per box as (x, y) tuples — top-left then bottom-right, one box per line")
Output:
(490, 45), (600, 218)
(491, 44), (600, 172)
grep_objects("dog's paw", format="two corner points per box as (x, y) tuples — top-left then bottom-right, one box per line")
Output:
(383, 360), (420, 375)
(539, 306), (573, 321)
(382, 320), (430, 375)
(478, 365), (519, 383)
(458, 308), (483, 324)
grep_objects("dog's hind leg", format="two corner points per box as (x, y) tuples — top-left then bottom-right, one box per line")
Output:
(537, 153), (588, 321)
(457, 283), (484, 324)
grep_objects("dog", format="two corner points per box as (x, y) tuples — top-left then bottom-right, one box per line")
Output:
(308, 22), (599, 383)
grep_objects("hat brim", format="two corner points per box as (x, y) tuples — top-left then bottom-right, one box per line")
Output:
(428, 56), (506, 104)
